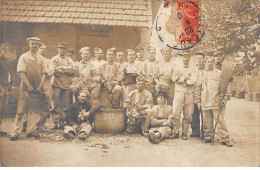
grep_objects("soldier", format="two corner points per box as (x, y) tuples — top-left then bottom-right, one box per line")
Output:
(91, 47), (106, 69)
(36, 42), (54, 132)
(154, 47), (176, 105)
(77, 47), (100, 104)
(170, 51), (197, 140)
(140, 46), (158, 102)
(194, 56), (233, 147)
(123, 77), (153, 134)
(63, 90), (100, 140)
(135, 45), (145, 73)
(147, 92), (173, 144)
(190, 52), (205, 138)
(213, 49), (224, 71)
(10, 37), (48, 140)
(99, 48), (123, 108)
(115, 51), (126, 70)
(0, 44), (12, 136)
(118, 49), (139, 100)
(51, 42), (75, 130)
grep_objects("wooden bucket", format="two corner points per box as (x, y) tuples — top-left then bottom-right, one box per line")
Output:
(94, 107), (126, 134)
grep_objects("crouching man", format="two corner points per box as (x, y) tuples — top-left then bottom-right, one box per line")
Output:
(147, 92), (173, 144)
(63, 90), (100, 140)
(123, 77), (153, 135)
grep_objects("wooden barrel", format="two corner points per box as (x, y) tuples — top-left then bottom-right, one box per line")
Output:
(94, 107), (126, 134)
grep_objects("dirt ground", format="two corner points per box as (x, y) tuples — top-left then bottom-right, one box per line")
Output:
(0, 98), (259, 167)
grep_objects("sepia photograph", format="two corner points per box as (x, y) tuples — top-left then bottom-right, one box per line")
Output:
(0, 0), (259, 167)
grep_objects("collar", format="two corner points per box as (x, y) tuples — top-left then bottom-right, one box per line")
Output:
(183, 64), (189, 68)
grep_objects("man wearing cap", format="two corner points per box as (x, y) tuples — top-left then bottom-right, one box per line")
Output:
(169, 51), (197, 140)
(194, 56), (233, 147)
(154, 47), (176, 105)
(63, 90), (100, 140)
(135, 45), (145, 74)
(36, 42), (54, 132)
(51, 42), (76, 130)
(99, 48), (122, 108)
(91, 47), (106, 70)
(118, 49), (139, 100)
(76, 47), (100, 104)
(10, 37), (48, 140)
(0, 43), (12, 136)
(213, 50), (224, 70)
(190, 52), (205, 138)
(115, 51), (126, 70)
(147, 92), (173, 144)
(123, 77), (153, 134)
(140, 46), (158, 102)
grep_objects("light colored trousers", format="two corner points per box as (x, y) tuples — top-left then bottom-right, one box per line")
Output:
(11, 111), (41, 137)
(172, 91), (194, 133)
(202, 106), (229, 142)
(64, 122), (92, 136)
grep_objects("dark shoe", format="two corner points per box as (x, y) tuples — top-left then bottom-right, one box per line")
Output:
(202, 138), (212, 143)
(27, 132), (40, 139)
(10, 136), (18, 141)
(182, 133), (188, 140)
(190, 133), (200, 138)
(78, 132), (87, 141)
(148, 132), (160, 144)
(63, 132), (75, 140)
(52, 122), (59, 130)
(221, 141), (233, 147)
(169, 132), (179, 139)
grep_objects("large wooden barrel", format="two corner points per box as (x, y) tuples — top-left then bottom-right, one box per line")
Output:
(94, 107), (126, 134)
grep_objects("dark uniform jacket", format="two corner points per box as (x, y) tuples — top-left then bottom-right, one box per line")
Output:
(65, 101), (100, 126)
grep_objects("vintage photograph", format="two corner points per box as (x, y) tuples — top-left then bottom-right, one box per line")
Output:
(0, 0), (259, 167)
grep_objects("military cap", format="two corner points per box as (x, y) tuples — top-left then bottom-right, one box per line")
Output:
(94, 47), (103, 53)
(147, 46), (156, 52)
(58, 42), (67, 48)
(39, 42), (46, 47)
(136, 76), (145, 83)
(68, 48), (75, 54)
(135, 45), (144, 52)
(27, 37), (40, 43)
(107, 47), (116, 54)
(160, 47), (172, 54)
(79, 47), (90, 54)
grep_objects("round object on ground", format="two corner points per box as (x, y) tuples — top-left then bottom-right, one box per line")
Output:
(94, 107), (126, 134)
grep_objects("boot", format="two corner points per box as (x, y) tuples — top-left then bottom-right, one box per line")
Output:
(78, 132), (87, 141)
(59, 119), (65, 130)
(221, 140), (233, 147)
(27, 132), (40, 139)
(169, 132), (179, 139)
(202, 138), (212, 143)
(182, 133), (188, 140)
(10, 136), (18, 141)
(148, 131), (160, 144)
(52, 121), (59, 130)
(63, 132), (76, 140)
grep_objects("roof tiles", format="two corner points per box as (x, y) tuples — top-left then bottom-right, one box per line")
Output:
(0, 0), (152, 28)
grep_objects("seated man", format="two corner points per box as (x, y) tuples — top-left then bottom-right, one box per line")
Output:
(147, 92), (173, 144)
(123, 77), (154, 134)
(99, 48), (122, 108)
(63, 90), (100, 140)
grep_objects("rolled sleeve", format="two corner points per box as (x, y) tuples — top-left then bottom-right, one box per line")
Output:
(17, 54), (27, 73)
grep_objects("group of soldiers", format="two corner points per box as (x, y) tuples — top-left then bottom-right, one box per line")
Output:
(0, 36), (233, 147)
